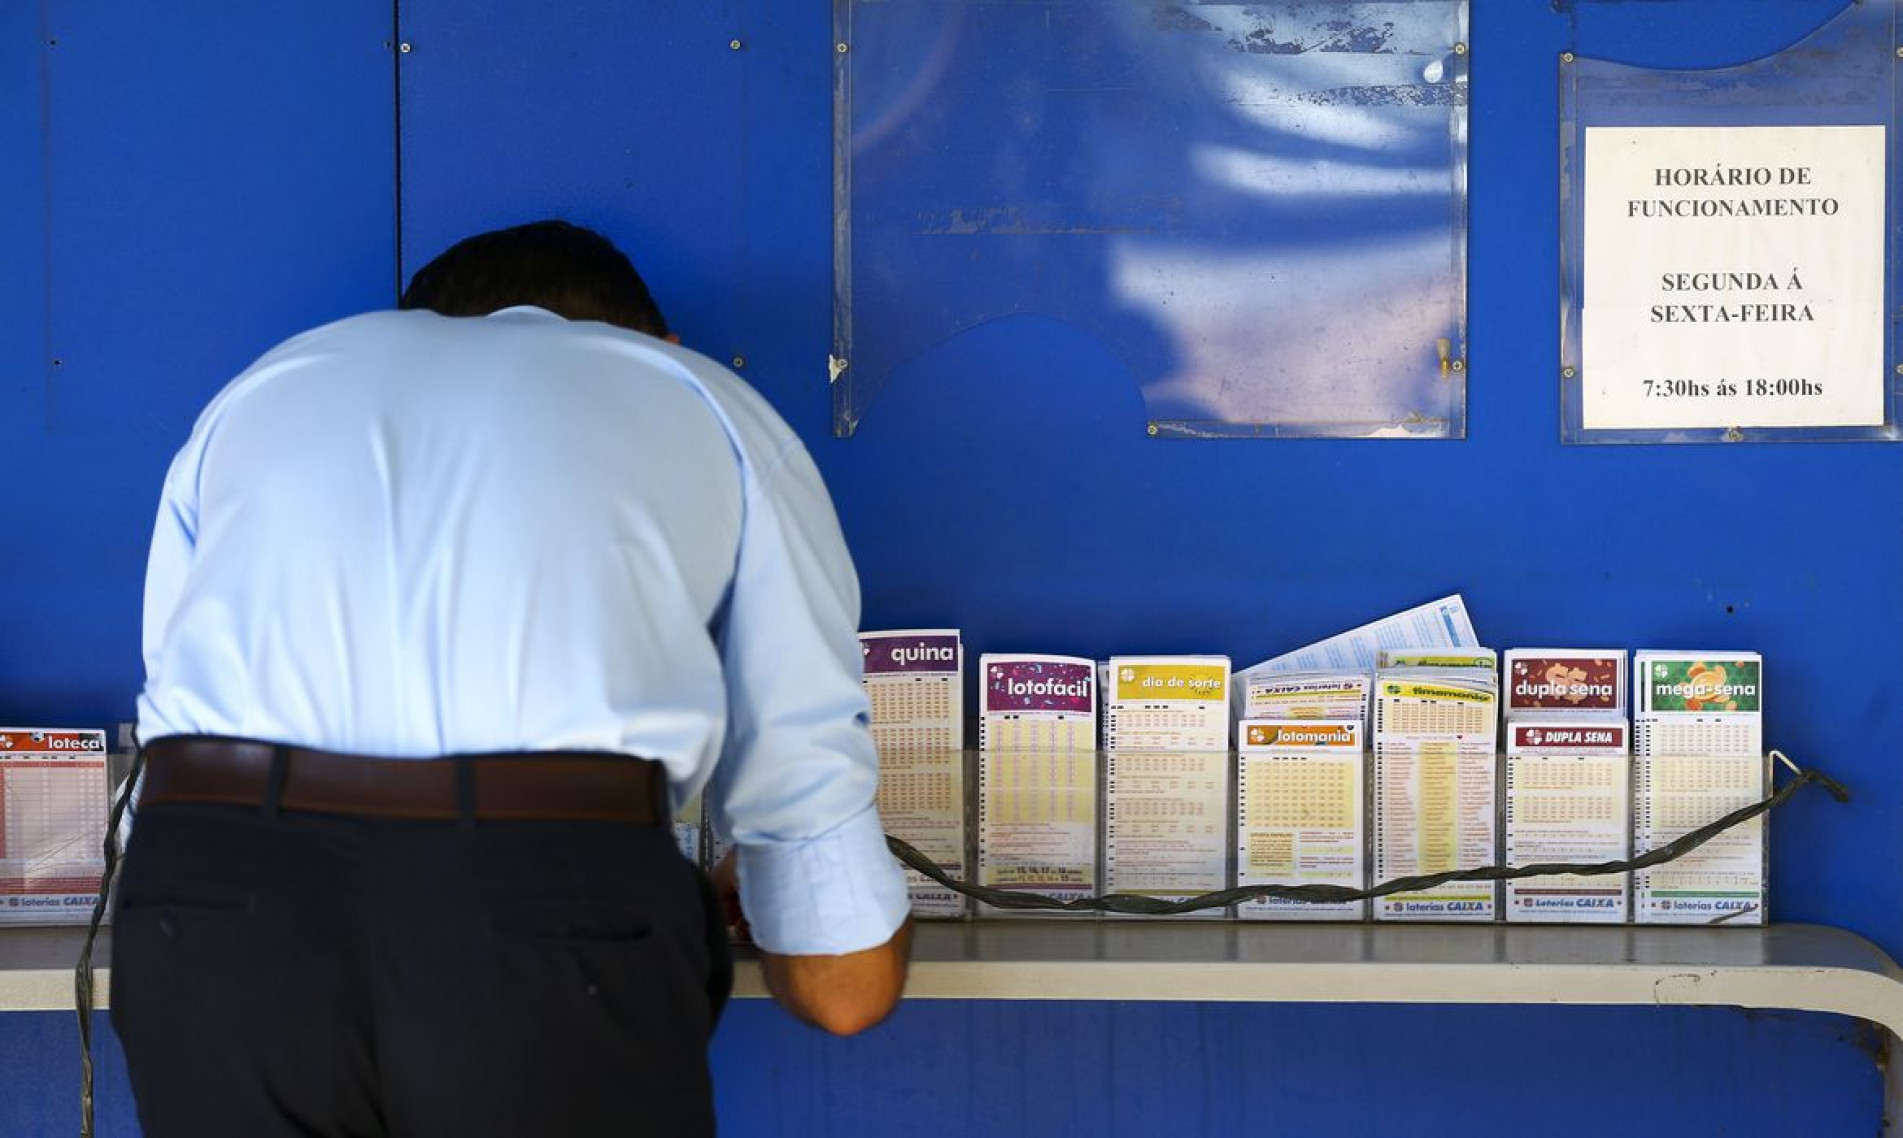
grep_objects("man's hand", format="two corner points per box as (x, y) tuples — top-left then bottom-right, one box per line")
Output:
(710, 852), (913, 1036)
(709, 850), (752, 944)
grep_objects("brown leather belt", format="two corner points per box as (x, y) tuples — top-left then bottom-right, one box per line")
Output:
(141, 735), (670, 825)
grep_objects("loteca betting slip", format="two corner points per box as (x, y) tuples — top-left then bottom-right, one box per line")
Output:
(0, 728), (109, 926)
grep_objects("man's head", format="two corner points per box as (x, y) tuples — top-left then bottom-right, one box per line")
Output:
(399, 220), (671, 338)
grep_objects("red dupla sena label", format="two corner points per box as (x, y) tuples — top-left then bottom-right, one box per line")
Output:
(1508, 721), (1628, 754)
(1504, 652), (1624, 713)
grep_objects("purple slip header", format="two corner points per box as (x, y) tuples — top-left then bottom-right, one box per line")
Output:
(862, 634), (961, 675)
(986, 660), (1094, 714)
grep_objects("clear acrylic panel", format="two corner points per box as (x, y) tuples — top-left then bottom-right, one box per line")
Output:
(834, 2), (1470, 438)
(1559, 0), (1903, 444)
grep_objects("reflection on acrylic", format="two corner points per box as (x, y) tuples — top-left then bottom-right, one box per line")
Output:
(838, 2), (1470, 437)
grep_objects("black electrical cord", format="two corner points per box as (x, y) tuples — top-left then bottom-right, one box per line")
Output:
(77, 732), (144, 1138)
(886, 754), (1849, 917)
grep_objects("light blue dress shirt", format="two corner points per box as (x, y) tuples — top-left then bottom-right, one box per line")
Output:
(137, 306), (908, 956)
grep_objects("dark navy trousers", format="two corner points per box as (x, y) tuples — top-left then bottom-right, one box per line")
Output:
(111, 801), (732, 1137)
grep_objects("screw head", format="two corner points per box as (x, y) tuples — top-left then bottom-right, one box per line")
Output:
(398, 42), (412, 53)
(729, 38), (743, 51)
(1561, 51), (1575, 64)
(836, 42), (850, 54)
(1563, 366), (1576, 379)
(1453, 42), (1467, 56)
(1146, 423), (1159, 437)
(1724, 426), (1744, 443)
(1450, 359), (1465, 373)
(731, 355), (747, 370)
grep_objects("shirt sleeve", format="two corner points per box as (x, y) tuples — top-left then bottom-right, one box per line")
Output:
(710, 439), (909, 956)
(141, 441), (203, 685)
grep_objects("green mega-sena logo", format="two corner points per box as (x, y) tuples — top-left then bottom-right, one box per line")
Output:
(1647, 659), (1761, 712)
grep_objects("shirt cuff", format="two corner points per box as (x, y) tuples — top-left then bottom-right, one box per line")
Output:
(735, 805), (910, 955)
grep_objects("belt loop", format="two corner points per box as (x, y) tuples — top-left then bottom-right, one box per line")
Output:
(455, 760), (477, 830)
(263, 746), (290, 820)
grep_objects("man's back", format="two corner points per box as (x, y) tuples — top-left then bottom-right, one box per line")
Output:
(113, 224), (909, 1138)
(139, 306), (751, 763)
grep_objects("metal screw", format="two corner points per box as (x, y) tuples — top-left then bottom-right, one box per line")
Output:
(1450, 359), (1465, 373)
(1724, 426), (1744, 443)
(1895, 46), (1903, 58)
(398, 42), (412, 53)
(1563, 366), (1576, 379)
(1146, 423), (1159, 437)
(1453, 42), (1467, 56)
(836, 42), (849, 54)
(729, 39), (743, 51)
(1894, 363), (1902, 376)
(731, 355), (747, 370)
(1561, 51), (1575, 64)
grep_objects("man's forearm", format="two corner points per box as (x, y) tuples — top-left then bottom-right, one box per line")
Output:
(758, 918), (913, 1036)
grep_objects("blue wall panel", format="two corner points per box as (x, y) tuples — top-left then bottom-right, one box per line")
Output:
(0, 1), (396, 726)
(398, 1), (760, 373)
(0, 1013), (137, 1137)
(710, 1002), (1881, 1137)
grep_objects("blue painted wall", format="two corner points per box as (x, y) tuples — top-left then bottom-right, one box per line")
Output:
(2, 1), (1894, 1134)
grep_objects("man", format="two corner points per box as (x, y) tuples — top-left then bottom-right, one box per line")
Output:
(113, 220), (912, 1137)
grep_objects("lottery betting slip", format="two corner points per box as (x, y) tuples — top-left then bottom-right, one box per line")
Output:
(979, 654), (1097, 752)
(1104, 656), (1230, 752)
(1239, 670), (1371, 725)
(1632, 652), (1765, 925)
(1103, 749), (1230, 918)
(976, 749), (1098, 917)
(1236, 720), (1366, 921)
(673, 789), (704, 865)
(1377, 648), (1497, 671)
(1503, 720), (1630, 924)
(860, 629), (964, 754)
(0, 728), (108, 926)
(875, 747), (969, 918)
(1372, 667), (1499, 922)
(1235, 594), (1478, 679)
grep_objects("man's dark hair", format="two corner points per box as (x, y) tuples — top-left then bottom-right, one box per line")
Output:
(399, 220), (670, 338)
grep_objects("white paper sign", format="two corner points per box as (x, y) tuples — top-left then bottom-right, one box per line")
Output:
(1581, 125), (1885, 431)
